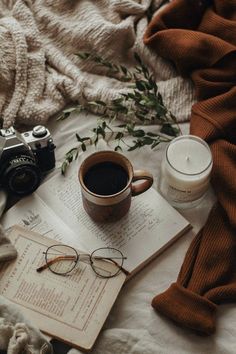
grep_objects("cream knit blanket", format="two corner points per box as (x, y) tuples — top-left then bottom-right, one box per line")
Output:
(0, 0), (195, 129)
(0, 0), (195, 352)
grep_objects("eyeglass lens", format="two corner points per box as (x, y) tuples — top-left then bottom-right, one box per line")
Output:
(46, 245), (78, 275)
(90, 247), (124, 278)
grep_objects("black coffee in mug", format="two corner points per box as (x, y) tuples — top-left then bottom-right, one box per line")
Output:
(79, 150), (153, 222)
(84, 161), (128, 195)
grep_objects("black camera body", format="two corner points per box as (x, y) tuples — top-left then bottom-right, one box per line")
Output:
(0, 125), (56, 196)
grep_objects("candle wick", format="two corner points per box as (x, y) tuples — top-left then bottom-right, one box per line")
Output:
(186, 156), (190, 162)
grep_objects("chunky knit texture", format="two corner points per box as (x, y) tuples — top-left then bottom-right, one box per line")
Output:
(0, 0), (195, 128)
(0, 297), (52, 354)
(144, 0), (236, 335)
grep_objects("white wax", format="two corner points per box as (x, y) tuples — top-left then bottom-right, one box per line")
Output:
(159, 135), (213, 207)
(167, 137), (212, 175)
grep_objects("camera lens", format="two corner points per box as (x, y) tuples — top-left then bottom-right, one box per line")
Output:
(3, 156), (42, 195)
(10, 168), (39, 194)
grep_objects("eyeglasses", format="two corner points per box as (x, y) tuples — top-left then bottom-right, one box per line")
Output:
(36, 244), (127, 278)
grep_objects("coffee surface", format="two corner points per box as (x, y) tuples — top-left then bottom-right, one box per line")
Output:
(84, 162), (128, 195)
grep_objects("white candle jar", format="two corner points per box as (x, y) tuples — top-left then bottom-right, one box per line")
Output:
(159, 135), (213, 209)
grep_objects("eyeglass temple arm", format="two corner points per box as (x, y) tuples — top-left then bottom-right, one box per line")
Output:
(36, 255), (77, 273)
(93, 256), (127, 260)
(92, 256), (129, 276)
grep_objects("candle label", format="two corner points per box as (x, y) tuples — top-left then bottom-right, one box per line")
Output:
(165, 183), (208, 203)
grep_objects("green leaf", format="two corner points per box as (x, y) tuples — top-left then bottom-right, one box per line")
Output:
(61, 161), (69, 175)
(121, 76), (132, 82)
(67, 154), (73, 163)
(56, 113), (69, 121)
(106, 62), (114, 69)
(66, 147), (78, 155)
(146, 132), (158, 137)
(135, 80), (147, 91)
(113, 64), (119, 71)
(139, 100), (147, 106)
(127, 93), (136, 100)
(150, 78), (158, 94)
(115, 145), (122, 152)
(145, 100), (156, 108)
(63, 107), (76, 114)
(135, 112), (145, 121)
(81, 143), (86, 151)
(93, 56), (102, 63)
(76, 52), (90, 60)
(160, 123), (179, 137)
(64, 148), (79, 166)
(157, 92), (164, 105)
(169, 112), (178, 123)
(132, 129), (145, 138)
(64, 112), (71, 119)
(88, 101), (100, 106)
(151, 140), (160, 149)
(120, 93), (129, 100)
(112, 98), (123, 105)
(120, 66), (127, 75)
(127, 125), (134, 134)
(112, 105), (128, 114)
(135, 66), (142, 73)
(116, 124), (126, 128)
(128, 144), (139, 151)
(134, 52), (142, 65)
(95, 100), (106, 106)
(94, 136), (99, 145)
(133, 90), (142, 99)
(115, 132), (124, 140)
(142, 137), (154, 145)
(76, 133), (82, 142)
(155, 104), (167, 116)
(97, 126), (105, 139)
(141, 65), (149, 77)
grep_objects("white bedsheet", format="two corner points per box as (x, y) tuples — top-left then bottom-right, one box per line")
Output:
(46, 111), (236, 354)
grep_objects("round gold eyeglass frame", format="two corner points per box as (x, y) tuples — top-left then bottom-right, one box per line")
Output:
(36, 244), (127, 278)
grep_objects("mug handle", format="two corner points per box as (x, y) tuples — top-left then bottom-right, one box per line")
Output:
(131, 170), (153, 196)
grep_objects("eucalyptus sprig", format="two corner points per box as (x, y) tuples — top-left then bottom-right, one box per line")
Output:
(61, 148), (80, 175)
(60, 52), (181, 175)
(76, 52), (133, 82)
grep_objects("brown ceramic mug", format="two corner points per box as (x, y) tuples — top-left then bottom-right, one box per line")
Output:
(78, 150), (153, 222)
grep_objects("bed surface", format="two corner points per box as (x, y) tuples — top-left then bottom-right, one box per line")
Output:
(44, 111), (236, 354)
(0, 0), (235, 352)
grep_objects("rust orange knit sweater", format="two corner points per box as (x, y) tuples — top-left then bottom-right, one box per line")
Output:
(144, 0), (236, 335)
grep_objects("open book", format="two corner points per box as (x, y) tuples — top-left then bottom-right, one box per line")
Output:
(2, 161), (191, 278)
(0, 225), (126, 351)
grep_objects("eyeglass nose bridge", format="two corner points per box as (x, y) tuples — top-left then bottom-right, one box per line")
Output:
(78, 253), (91, 261)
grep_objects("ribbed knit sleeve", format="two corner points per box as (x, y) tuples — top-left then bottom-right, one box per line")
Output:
(144, 0), (236, 335)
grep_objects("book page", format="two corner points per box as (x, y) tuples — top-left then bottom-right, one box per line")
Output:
(2, 193), (89, 252)
(35, 163), (190, 273)
(0, 226), (126, 350)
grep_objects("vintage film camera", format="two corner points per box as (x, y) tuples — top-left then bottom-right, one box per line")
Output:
(0, 125), (56, 196)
